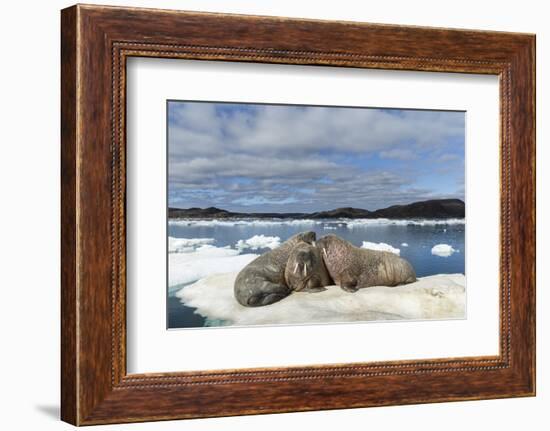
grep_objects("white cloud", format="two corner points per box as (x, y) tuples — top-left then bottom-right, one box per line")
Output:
(167, 102), (465, 211)
(169, 103), (464, 158)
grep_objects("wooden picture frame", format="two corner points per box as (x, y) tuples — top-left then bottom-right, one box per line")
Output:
(61, 4), (535, 425)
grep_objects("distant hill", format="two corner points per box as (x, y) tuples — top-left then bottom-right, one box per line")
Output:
(168, 206), (304, 219)
(169, 207), (232, 218)
(371, 199), (465, 219)
(307, 207), (372, 219)
(168, 199), (464, 219)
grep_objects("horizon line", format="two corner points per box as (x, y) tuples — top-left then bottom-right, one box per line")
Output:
(168, 198), (465, 214)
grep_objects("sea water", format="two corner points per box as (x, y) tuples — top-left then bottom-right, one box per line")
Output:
(167, 218), (465, 328)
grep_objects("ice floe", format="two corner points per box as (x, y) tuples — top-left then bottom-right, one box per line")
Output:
(346, 218), (465, 228)
(169, 218), (319, 227)
(168, 237), (215, 253)
(236, 235), (281, 251)
(431, 244), (458, 257)
(361, 241), (400, 255)
(176, 272), (466, 326)
(401, 243), (409, 247)
(169, 218), (465, 228)
(169, 244), (257, 287)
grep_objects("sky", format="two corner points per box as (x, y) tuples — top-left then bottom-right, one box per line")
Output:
(168, 101), (465, 213)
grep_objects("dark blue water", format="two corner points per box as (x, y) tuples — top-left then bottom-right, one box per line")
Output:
(167, 219), (465, 329)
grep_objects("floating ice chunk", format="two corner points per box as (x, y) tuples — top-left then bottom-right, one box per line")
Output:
(401, 243), (409, 247)
(168, 237), (215, 253)
(346, 218), (465, 228)
(236, 235), (281, 251)
(361, 241), (400, 255)
(169, 218), (465, 228)
(176, 273), (466, 326)
(323, 225), (337, 230)
(169, 244), (257, 286)
(431, 244), (458, 257)
(169, 218), (318, 227)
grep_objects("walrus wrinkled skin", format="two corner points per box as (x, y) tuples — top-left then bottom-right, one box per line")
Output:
(316, 234), (416, 292)
(284, 243), (333, 293)
(234, 232), (316, 307)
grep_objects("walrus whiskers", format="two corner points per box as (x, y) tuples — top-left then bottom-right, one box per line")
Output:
(284, 241), (332, 294)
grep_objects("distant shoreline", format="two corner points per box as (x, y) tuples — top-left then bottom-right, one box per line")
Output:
(168, 198), (465, 220)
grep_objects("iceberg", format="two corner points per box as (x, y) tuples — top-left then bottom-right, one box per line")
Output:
(236, 235), (281, 251)
(176, 272), (466, 326)
(168, 237), (215, 253)
(361, 241), (400, 255)
(169, 244), (257, 287)
(169, 219), (319, 228)
(431, 244), (458, 257)
(169, 217), (465, 228)
(346, 218), (465, 228)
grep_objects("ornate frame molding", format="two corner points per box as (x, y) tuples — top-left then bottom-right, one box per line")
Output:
(61, 5), (535, 425)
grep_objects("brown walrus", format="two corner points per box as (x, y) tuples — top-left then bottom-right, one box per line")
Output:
(234, 231), (316, 307)
(284, 242), (333, 293)
(316, 234), (416, 292)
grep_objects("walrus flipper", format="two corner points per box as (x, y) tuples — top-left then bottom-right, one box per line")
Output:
(246, 280), (291, 307)
(339, 269), (359, 292)
(302, 286), (327, 293)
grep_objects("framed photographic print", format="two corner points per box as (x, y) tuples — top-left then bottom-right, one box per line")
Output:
(164, 100), (466, 329)
(61, 4), (535, 425)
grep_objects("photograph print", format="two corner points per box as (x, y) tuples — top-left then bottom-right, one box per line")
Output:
(167, 100), (466, 329)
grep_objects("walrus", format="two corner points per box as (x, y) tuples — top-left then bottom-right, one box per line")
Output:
(284, 242), (333, 293)
(234, 231), (316, 307)
(316, 234), (416, 292)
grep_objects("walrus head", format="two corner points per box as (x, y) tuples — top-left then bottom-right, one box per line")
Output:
(284, 242), (330, 292)
(316, 234), (354, 284)
(316, 234), (347, 260)
(292, 231), (316, 245)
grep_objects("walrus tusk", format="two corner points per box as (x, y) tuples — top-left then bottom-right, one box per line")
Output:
(323, 248), (328, 259)
(294, 262), (299, 274)
(304, 263), (308, 276)
(312, 241), (316, 247)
